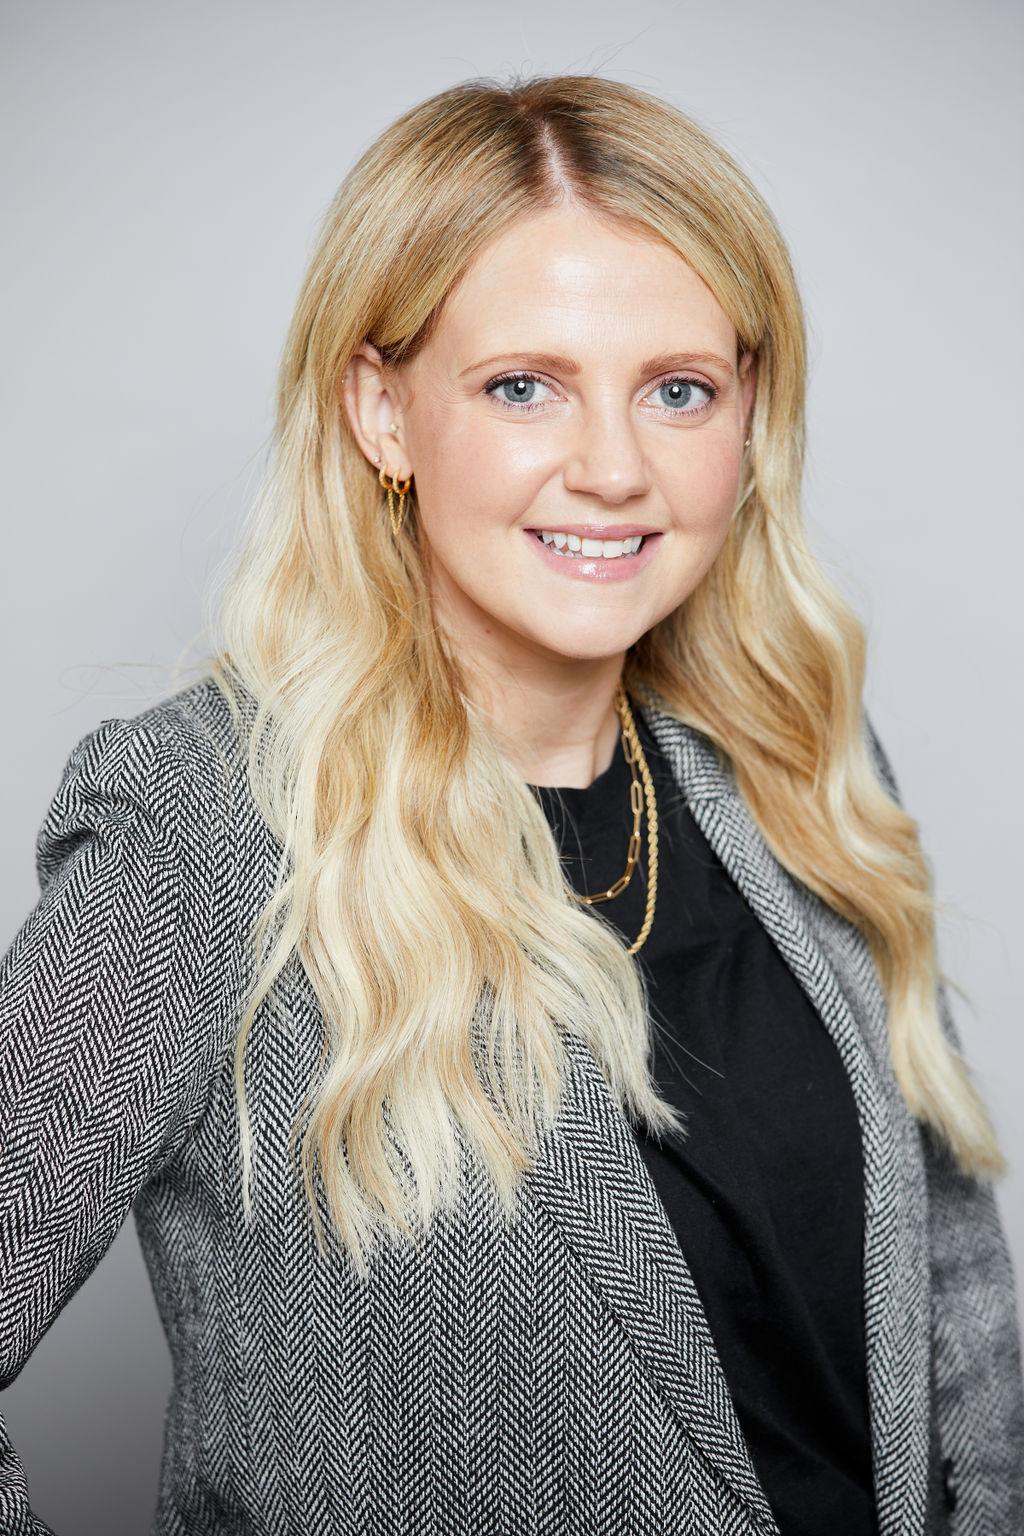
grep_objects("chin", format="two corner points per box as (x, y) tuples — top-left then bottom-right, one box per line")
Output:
(523, 627), (645, 663)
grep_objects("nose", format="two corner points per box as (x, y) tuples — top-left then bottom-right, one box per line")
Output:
(561, 399), (652, 506)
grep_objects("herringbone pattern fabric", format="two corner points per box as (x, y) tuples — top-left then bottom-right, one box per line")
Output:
(0, 676), (1021, 1534)
(859, 716), (1024, 1535)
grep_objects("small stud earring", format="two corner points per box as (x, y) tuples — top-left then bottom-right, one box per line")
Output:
(389, 420), (399, 434)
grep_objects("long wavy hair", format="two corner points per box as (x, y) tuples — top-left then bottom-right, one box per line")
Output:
(203, 73), (1005, 1279)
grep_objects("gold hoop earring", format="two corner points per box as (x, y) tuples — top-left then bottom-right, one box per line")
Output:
(379, 463), (412, 536)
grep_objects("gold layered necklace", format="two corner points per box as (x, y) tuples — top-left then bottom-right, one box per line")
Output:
(572, 682), (659, 955)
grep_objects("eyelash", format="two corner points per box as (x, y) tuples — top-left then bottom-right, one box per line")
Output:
(482, 369), (719, 418)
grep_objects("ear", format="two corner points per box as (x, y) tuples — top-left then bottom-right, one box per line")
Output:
(341, 340), (411, 477)
(738, 349), (758, 436)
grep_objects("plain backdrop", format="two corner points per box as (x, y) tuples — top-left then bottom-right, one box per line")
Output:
(2, 1), (1021, 1530)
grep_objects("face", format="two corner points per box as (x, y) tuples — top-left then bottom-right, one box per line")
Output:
(345, 205), (756, 693)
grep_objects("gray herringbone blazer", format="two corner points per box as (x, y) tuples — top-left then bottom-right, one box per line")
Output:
(2, 676), (1022, 1535)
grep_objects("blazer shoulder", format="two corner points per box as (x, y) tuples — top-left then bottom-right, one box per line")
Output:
(35, 674), (244, 893)
(133, 671), (250, 793)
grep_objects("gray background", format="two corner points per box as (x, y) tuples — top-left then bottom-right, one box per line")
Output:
(2, 1), (1021, 1529)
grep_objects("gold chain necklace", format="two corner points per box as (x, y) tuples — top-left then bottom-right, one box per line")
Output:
(572, 682), (659, 955)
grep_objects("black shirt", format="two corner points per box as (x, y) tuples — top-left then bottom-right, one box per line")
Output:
(528, 706), (877, 1536)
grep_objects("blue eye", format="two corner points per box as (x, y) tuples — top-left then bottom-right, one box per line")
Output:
(485, 373), (555, 410)
(654, 378), (715, 413)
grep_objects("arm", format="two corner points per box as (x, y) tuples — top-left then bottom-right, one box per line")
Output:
(863, 709), (1024, 1533)
(0, 711), (239, 1533)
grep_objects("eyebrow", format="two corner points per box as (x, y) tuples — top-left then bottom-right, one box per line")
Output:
(459, 349), (736, 379)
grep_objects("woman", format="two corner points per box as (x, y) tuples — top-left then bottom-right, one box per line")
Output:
(1, 73), (1021, 1536)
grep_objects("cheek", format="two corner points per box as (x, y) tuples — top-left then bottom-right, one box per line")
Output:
(412, 412), (550, 545)
(672, 444), (743, 531)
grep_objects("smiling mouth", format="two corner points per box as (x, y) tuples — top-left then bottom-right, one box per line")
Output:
(531, 531), (649, 559)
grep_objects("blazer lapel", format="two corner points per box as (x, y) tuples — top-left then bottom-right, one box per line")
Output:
(639, 696), (933, 1536)
(523, 1021), (780, 1533)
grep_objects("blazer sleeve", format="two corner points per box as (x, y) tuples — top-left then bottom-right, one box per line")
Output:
(863, 709), (1024, 1532)
(0, 711), (240, 1534)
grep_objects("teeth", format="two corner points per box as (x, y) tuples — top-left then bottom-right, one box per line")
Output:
(538, 531), (645, 558)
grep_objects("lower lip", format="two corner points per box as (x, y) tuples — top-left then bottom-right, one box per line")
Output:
(523, 530), (663, 582)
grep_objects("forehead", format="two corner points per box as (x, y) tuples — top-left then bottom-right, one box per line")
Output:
(431, 206), (735, 358)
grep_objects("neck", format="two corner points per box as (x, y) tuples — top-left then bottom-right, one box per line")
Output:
(463, 651), (628, 790)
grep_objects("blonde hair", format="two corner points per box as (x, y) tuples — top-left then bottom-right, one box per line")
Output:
(204, 73), (1004, 1279)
